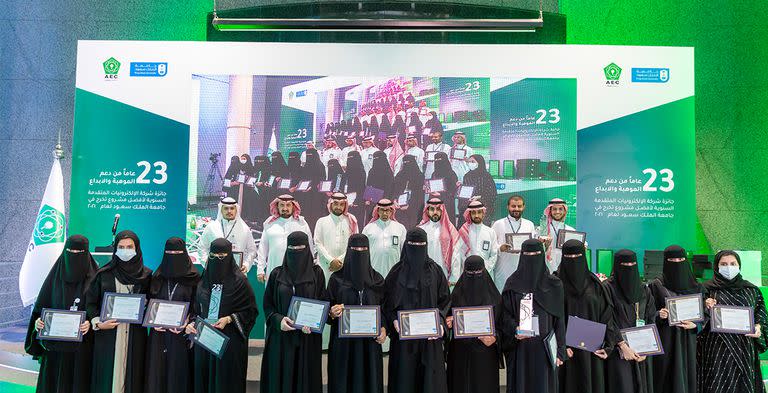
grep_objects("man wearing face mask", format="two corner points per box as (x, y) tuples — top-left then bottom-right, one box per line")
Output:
(327, 235), (387, 393)
(539, 198), (576, 272)
(256, 194), (315, 283)
(187, 238), (258, 393)
(314, 193), (359, 283)
(449, 131), (474, 181)
(648, 245), (704, 393)
(360, 136), (380, 176)
(423, 129), (451, 179)
(362, 199), (407, 278)
(698, 250), (768, 393)
(198, 197), (257, 274)
(446, 256), (503, 393)
(383, 228), (451, 393)
(450, 200), (498, 285)
(492, 195), (537, 292)
(145, 237), (201, 393)
(261, 232), (328, 393)
(418, 198), (458, 279)
(86, 230), (152, 393)
(25, 235), (98, 393)
(604, 249), (657, 393)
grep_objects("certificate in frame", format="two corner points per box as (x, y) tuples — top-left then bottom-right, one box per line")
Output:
(287, 296), (331, 334)
(711, 305), (755, 334)
(38, 308), (86, 342)
(99, 292), (146, 324)
(556, 230), (587, 249)
(397, 308), (441, 340)
(339, 305), (381, 338)
(666, 294), (705, 325)
(452, 305), (495, 338)
(505, 233), (532, 253)
(620, 325), (665, 356)
(191, 317), (230, 359)
(142, 299), (189, 329)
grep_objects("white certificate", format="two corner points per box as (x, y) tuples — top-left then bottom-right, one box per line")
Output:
(223, 179), (232, 187)
(621, 325), (664, 356)
(397, 192), (410, 206)
(198, 324), (227, 353)
(426, 151), (437, 161)
(153, 303), (186, 326)
(461, 309), (492, 335)
(347, 192), (357, 205)
(48, 312), (82, 338)
(318, 181), (332, 192)
(297, 180), (311, 191)
(348, 309), (379, 335)
(237, 174), (246, 183)
(428, 179), (445, 193)
(406, 311), (439, 336)
(457, 185), (474, 199)
(110, 296), (142, 320)
(668, 295), (703, 323)
(295, 301), (326, 329)
(717, 307), (752, 332)
(506, 233), (532, 253)
(279, 179), (292, 189)
(451, 149), (466, 160)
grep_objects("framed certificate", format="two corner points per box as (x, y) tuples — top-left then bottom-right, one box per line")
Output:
(451, 148), (467, 160)
(397, 191), (410, 206)
(666, 294), (704, 325)
(565, 316), (606, 352)
(408, 125), (417, 133)
(711, 305), (755, 334)
(426, 151), (438, 161)
(278, 178), (292, 189)
(287, 296), (331, 334)
(422, 127), (432, 135)
(544, 330), (558, 368)
(457, 185), (474, 199)
(246, 177), (256, 187)
(142, 299), (189, 329)
(297, 180), (312, 191)
(556, 230), (587, 249)
(398, 308), (441, 340)
(223, 179), (232, 188)
(347, 192), (357, 205)
(318, 181), (332, 192)
(191, 317), (230, 359)
(505, 233), (532, 253)
(452, 306), (495, 338)
(620, 325), (664, 356)
(339, 305), (381, 338)
(100, 292), (146, 324)
(38, 309), (86, 342)
(237, 174), (246, 183)
(427, 179), (445, 193)
(232, 251), (243, 268)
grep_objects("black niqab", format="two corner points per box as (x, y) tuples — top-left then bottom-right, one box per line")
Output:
(452, 255), (501, 307)
(612, 249), (643, 303)
(504, 239), (564, 318)
(661, 245), (699, 293)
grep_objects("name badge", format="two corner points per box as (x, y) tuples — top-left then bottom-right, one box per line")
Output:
(392, 236), (399, 246)
(482, 240), (490, 251)
(368, 154), (373, 160)
(330, 154), (335, 159)
(636, 319), (645, 327)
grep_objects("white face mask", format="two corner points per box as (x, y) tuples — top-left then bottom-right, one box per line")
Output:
(719, 265), (740, 280)
(239, 158), (247, 164)
(115, 248), (137, 262)
(468, 162), (479, 170)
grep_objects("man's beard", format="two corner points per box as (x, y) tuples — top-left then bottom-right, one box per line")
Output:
(280, 211), (292, 218)
(509, 211), (522, 219)
(472, 217), (483, 224)
(430, 214), (441, 222)
(332, 209), (343, 216)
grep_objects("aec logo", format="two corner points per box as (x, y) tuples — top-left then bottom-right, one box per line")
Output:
(603, 63), (622, 86)
(103, 57), (121, 80)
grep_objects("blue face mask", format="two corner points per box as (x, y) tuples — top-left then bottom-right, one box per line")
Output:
(115, 248), (137, 262)
(719, 265), (740, 280)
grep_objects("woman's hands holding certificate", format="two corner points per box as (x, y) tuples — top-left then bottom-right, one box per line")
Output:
(705, 298), (717, 309)
(280, 316), (311, 334)
(678, 321), (697, 330)
(746, 323), (762, 338)
(593, 348), (608, 359)
(330, 304), (344, 319)
(80, 321), (91, 335)
(98, 319), (119, 330)
(658, 308), (669, 320)
(445, 316), (454, 329)
(375, 327), (387, 344)
(478, 336), (496, 347)
(185, 322), (198, 335)
(35, 318), (44, 331)
(427, 324), (444, 341)
(213, 316), (232, 330)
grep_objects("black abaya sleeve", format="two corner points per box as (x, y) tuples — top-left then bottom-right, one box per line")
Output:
(598, 284), (619, 355)
(230, 279), (259, 340)
(85, 272), (104, 321)
(500, 291), (519, 353)
(263, 272), (285, 332)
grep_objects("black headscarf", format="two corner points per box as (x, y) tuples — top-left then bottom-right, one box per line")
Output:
(452, 255), (501, 307)
(101, 230), (152, 286)
(399, 228), (430, 290)
(253, 155), (271, 181)
(303, 148), (326, 183)
(150, 237), (200, 296)
(345, 151), (366, 192)
(270, 151), (290, 178)
(203, 238), (239, 284)
(287, 151), (302, 180)
(611, 249), (643, 303)
(224, 155), (240, 179)
(407, 112), (423, 132)
(327, 158), (344, 182)
(281, 231), (315, 285)
(395, 154), (424, 192)
(661, 245), (699, 293)
(557, 239), (592, 296)
(240, 154), (254, 176)
(340, 234), (377, 291)
(704, 250), (756, 291)
(367, 150), (394, 192)
(378, 113), (392, 135)
(504, 239), (564, 318)
(424, 111), (442, 132)
(432, 152), (457, 183)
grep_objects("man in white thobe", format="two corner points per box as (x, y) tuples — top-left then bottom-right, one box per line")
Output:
(402, 132), (425, 171)
(491, 194), (537, 291)
(541, 198), (576, 273)
(360, 136), (379, 176)
(449, 131), (474, 182)
(340, 136), (361, 168)
(417, 197), (458, 279)
(256, 194), (315, 282)
(423, 129), (451, 179)
(320, 137), (343, 170)
(450, 200), (498, 285)
(197, 197), (257, 273)
(361, 199), (407, 278)
(314, 193), (359, 283)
